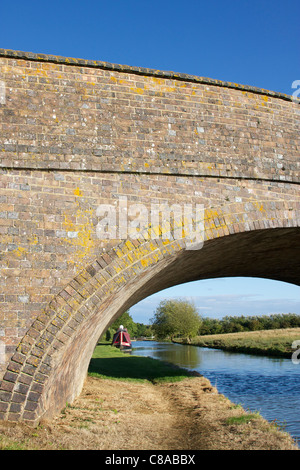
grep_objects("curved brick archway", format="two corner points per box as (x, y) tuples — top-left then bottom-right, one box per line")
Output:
(0, 201), (299, 424)
(0, 49), (299, 423)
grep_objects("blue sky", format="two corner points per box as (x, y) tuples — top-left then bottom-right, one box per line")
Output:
(0, 0), (299, 95)
(130, 278), (300, 323)
(0, 0), (299, 321)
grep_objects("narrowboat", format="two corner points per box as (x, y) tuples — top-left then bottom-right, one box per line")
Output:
(112, 325), (132, 352)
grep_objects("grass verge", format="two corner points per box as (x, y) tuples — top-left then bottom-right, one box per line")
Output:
(177, 328), (300, 358)
(225, 413), (260, 425)
(88, 344), (193, 383)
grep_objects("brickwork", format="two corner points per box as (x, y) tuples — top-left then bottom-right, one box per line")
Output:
(0, 49), (299, 423)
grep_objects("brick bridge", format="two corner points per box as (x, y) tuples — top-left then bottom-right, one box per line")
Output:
(0, 49), (299, 424)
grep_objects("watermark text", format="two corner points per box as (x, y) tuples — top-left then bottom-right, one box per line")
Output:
(96, 197), (205, 250)
(291, 80), (300, 102)
(292, 340), (300, 364)
(0, 81), (5, 104)
(0, 340), (5, 366)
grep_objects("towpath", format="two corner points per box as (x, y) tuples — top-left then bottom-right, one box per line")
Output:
(0, 375), (297, 450)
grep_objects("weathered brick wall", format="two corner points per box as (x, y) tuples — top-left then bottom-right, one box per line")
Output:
(0, 49), (299, 181)
(0, 49), (299, 423)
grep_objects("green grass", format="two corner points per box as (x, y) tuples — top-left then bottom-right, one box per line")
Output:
(88, 344), (192, 384)
(225, 413), (260, 425)
(178, 328), (300, 358)
(0, 435), (30, 450)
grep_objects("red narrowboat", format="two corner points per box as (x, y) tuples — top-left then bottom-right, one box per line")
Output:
(112, 325), (132, 351)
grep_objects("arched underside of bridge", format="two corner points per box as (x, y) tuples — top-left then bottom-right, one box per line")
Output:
(0, 218), (299, 424)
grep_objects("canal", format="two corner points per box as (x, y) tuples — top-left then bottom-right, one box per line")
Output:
(132, 340), (300, 443)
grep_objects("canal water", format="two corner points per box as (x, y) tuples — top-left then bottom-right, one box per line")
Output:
(132, 340), (300, 443)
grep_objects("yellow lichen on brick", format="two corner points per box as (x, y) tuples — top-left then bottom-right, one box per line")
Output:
(62, 198), (96, 270)
(74, 187), (83, 197)
(115, 249), (124, 258)
(130, 87), (144, 95)
(125, 240), (134, 250)
(12, 246), (27, 258)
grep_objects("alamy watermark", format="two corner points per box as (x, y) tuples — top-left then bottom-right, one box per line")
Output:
(0, 81), (5, 104)
(291, 340), (300, 365)
(292, 80), (300, 102)
(0, 340), (5, 366)
(95, 197), (205, 250)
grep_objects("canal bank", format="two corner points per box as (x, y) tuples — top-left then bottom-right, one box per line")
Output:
(175, 328), (300, 359)
(0, 375), (298, 450)
(132, 340), (300, 443)
(0, 346), (298, 450)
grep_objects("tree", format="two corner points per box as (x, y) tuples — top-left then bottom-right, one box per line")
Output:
(151, 299), (201, 342)
(135, 323), (154, 338)
(171, 299), (202, 343)
(109, 310), (137, 337)
(150, 300), (177, 340)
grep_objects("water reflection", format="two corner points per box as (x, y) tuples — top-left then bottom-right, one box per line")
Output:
(133, 341), (300, 443)
(135, 341), (202, 368)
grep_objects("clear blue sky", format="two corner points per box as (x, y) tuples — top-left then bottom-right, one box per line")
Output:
(0, 0), (299, 95)
(1, 0), (299, 321)
(130, 278), (300, 323)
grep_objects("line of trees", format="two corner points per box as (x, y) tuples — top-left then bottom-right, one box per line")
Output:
(103, 302), (300, 343)
(199, 313), (300, 335)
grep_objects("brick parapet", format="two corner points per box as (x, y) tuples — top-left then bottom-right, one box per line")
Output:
(0, 48), (298, 103)
(0, 50), (299, 183)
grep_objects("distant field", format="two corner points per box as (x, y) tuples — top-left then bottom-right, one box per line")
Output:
(179, 328), (300, 358)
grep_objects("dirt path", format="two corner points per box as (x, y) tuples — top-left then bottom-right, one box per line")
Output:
(0, 375), (298, 450)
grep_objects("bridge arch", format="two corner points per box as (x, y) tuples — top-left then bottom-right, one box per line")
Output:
(0, 201), (299, 423)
